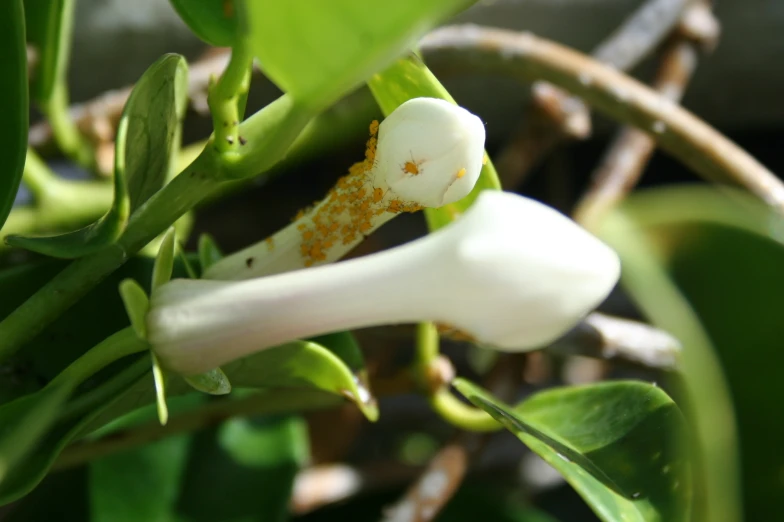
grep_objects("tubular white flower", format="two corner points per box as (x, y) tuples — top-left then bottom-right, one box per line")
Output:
(148, 191), (621, 376)
(204, 97), (486, 281)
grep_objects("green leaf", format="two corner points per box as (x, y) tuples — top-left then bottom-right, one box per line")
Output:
(454, 378), (690, 522)
(170, 0), (238, 47)
(119, 279), (150, 339)
(224, 340), (377, 421)
(183, 367), (232, 395)
(90, 434), (191, 522)
(0, 0), (28, 231)
(0, 357), (149, 506)
(4, 144), (130, 257)
(152, 227), (177, 290)
(4, 468), (88, 522)
(122, 54), (189, 212)
(177, 416), (307, 522)
(367, 53), (502, 231)
(24, 0), (74, 104)
(604, 184), (781, 521)
(243, 0), (475, 111)
(197, 233), (223, 273)
(151, 352), (169, 425)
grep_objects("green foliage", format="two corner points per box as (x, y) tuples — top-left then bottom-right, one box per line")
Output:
(122, 55), (189, 212)
(454, 379), (690, 522)
(169, 0), (238, 47)
(90, 434), (191, 522)
(243, 0), (475, 111)
(0, 0), (28, 231)
(367, 53), (502, 231)
(608, 185), (784, 521)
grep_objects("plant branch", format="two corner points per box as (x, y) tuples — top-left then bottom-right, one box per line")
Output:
(573, 20), (704, 228)
(420, 25), (783, 212)
(208, 44), (253, 155)
(493, 0), (689, 187)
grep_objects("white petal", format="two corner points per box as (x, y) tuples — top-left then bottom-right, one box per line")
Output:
(148, 191), (620, 375)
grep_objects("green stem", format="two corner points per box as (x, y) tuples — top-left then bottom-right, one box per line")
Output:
(44, 82), (94, 170)
(54, 327), (148, 386)
(22, 148), (57, 198)
(208, 43), (252, 155)
(429, 388), (501, 432)
(0, 96), (313, 362)
(415, 322), (440, 370)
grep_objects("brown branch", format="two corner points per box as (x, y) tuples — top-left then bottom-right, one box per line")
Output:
(573, 34), (701, 228)
(492, 0), (690, 187)
(548, 312), (682, 370)
(420, 25), (783, 213)
(380, 444), (468, 522)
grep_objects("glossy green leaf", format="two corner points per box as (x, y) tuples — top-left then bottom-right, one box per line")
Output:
(122, 54), (189, 212)
(367, 53), (501, 231)
(0, 0), (28, 231)
(170, 0), (238, 47)
(177, 416), (307, 522)
(90, 434), (191, 522)
(243, 0), (475, 111)
(4, 468), (88, 521)
(606, 184), (782, 521)
(24, 0), (74, 104)
(454, 379), (690, 522)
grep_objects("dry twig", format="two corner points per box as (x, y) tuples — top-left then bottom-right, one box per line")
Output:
(420, 25), (783, 212)
(493, 0), (690, 187)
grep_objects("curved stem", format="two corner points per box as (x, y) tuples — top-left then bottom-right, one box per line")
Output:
(22, 148), (57, 198)
(429, 388), (500, 432)
(421, 25), (784, 213)
(44, 82), (94, 170)
(208, 43), (253, 155)
(55, 327), (148, 385)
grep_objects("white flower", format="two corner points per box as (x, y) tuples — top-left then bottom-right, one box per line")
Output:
(147, 191), (621, 376)
(204, 97), (486, 280)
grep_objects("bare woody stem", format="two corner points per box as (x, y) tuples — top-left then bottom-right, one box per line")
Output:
(573, 36), (701, 229)
(494, 0), (689, 187)
(421, 25), (784, 213)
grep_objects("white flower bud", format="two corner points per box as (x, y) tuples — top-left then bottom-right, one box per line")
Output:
(204, 97), (486, 281)
(148, 191), (620, 375)
(375, 97), (485, 208)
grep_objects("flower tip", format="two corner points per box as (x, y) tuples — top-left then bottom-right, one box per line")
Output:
(442, 191), (621, 351)
(375, 97), (486, 208)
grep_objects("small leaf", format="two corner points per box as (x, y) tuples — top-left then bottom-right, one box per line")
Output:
(152, 227), (177, 290)
(198, 233), (223, 272)
(177, 416), (307, 522)
(119, 279), (150, 339)
(169, 0), (238, 47)
(24, 0), (74, 104)
(151, 352), (169, 425)
(367, 53), (501, 231)
(121, 54), (189, 212)
(454, 378), (691, 522)
(184, 368), (232, 395)
(90, 434), (191, 522)
(243, 0), (474, 111)
(0, 0), (28, 231)
(224, 340), (378, 421)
